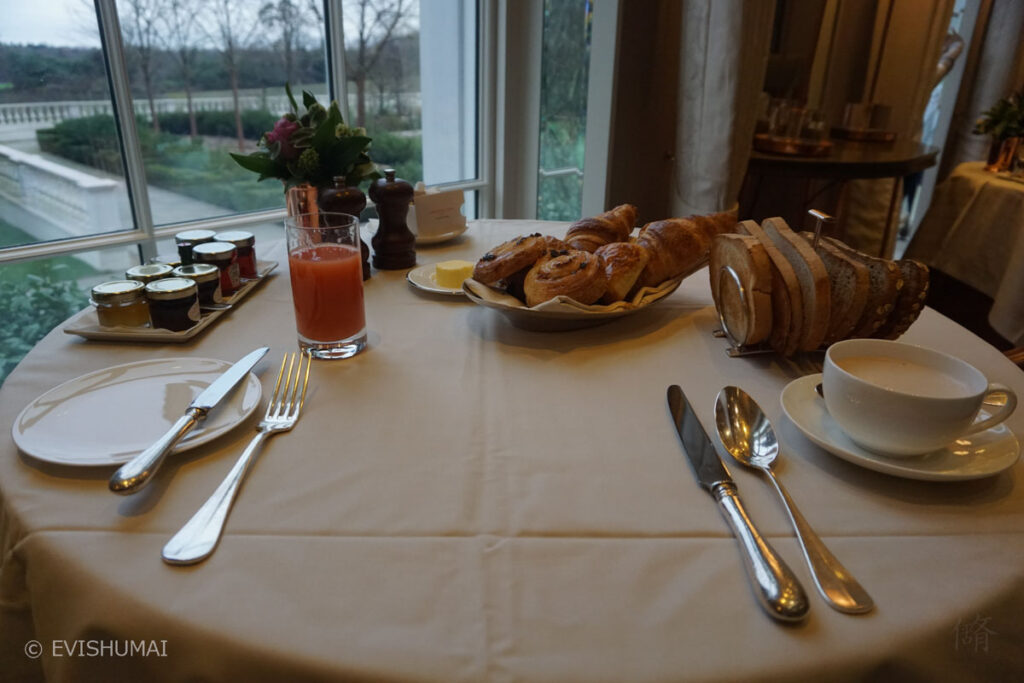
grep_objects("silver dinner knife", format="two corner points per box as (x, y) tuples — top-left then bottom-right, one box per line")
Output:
(667, 385), (809, 622)
(109, 347), (269, 495)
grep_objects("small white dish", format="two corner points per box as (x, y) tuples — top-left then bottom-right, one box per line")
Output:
(780, 374), (1020, 481)
(12, 357), (262, 466)
(414, 224), (468, 245)
(406, 264), (468, 296)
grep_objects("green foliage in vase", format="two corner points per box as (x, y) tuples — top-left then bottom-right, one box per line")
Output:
(230, 84), (382, 189)
(973, 90), (1024, 141)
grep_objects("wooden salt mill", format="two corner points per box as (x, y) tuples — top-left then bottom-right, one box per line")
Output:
(370, 169), (416, 270)
(319, 176), (371, 280)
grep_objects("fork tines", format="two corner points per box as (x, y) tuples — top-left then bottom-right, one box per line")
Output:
(270, 352), (311, 419)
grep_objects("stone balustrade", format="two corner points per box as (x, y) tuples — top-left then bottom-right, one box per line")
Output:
(0, 144), (121, 241)
(0, 94), (309, 127)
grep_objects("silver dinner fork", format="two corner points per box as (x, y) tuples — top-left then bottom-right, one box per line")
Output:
(162, 352), (311, 566)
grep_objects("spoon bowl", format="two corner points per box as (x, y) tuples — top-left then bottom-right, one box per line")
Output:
(715, 385), (874, 614)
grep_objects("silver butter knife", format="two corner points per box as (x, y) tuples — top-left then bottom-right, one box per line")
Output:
(109, 347), (269, 495)
(667, 385), (809, 622)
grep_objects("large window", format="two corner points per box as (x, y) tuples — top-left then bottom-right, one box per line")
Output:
(537, 0), (591, 221)
(0, 0), (483, 384)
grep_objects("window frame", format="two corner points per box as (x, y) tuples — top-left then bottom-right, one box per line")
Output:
(0, 0), (493, 266)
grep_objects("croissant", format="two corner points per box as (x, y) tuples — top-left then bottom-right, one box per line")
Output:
(633, 218), (711, 289)
(565, 204), (637, 252)
(524, 250), (608, 307)
(595, 242), (650, 303)
(472, 233), (550, 285)
(692, 208), (739, 241)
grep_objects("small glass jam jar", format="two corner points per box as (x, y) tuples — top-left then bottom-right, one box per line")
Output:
(174, 229), (216, 266)
(90, 280), (150, 327)
(192, 241), (241, 296)
(172, 263), (223, 306)
(214, 230), (258, 279)
(146, 277), (201, 331)
(125, 263), (173, 285)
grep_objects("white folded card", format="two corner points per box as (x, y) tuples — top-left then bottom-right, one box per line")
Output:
(410, 187), (467, 238)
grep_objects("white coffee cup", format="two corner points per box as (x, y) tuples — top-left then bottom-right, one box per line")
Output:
(823, 339), (1018, 457)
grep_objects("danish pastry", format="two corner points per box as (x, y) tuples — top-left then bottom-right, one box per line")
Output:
(472, 233), (550, 285)
(523, 250), (608, 307)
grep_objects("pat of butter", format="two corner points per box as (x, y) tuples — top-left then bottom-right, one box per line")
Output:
(435, 260), (474, 288)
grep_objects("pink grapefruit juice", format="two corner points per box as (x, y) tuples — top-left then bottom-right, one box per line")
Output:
(289, 244), (365, 341)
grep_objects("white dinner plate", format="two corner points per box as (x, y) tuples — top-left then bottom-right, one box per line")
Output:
(406, 263), (467, 296)
(415, 224), (468, 245)
(12, 357), (262, 466)
(780, 374), (1020, 481)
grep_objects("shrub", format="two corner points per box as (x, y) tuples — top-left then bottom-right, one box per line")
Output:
(0, 270), (88, 386)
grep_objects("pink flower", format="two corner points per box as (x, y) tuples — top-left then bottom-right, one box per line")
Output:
(266, 117), (300, 160)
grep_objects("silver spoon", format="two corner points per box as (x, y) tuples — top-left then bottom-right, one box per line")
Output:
(715, 386), (874, 614)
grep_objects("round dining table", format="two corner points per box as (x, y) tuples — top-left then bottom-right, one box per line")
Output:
(1, 219), (1023, 682)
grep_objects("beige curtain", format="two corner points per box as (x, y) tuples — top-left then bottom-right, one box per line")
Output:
(841, 0), (954, 255)
(671, 0), (775, 216)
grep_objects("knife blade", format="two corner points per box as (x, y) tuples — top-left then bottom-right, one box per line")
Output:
(109, 347), (269, 495)
(667, 385), (809, 622)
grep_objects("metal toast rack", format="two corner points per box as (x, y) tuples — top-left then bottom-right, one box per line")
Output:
(713, 209), (835, 357)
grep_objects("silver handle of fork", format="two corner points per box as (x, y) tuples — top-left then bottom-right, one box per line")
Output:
(162, 352), (310, 566)
(161, 429), (270, 565)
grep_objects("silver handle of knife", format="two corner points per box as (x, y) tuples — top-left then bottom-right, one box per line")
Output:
(109, 409), (203, 495)
(713, 482), (809, 622)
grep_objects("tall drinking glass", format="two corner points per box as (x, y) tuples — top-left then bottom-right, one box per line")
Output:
(285, 212), (367, 360)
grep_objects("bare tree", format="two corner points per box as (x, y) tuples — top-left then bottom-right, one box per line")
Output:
(203, 0), (260, 150)
(120, 0), (163, 132)
(344, 0), (411, 128)
(259, 0), (314, 87)
(162, 0), (201, 140)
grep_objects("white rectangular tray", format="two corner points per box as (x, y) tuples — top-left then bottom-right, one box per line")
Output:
(63, 260), (278, 343)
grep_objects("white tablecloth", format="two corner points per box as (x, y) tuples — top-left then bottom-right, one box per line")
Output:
(2, 220), (1023, 682)
(907, 161), (1024, 345)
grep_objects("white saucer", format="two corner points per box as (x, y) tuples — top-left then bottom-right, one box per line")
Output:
(780, 374), (1020, 481)
(415, 224), (468, 245)
(406, 263), (467, 296)
(12, 357), (262, 466)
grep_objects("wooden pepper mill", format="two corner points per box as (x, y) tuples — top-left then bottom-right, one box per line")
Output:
(370, 169), (416, 270)
(319, 176), (371, 280)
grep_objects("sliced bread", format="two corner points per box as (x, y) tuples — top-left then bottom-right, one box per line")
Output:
(760, 218), (830, 352)
(799, 231), (870, 343)
(823, 236), (904, 338)
(737, 220), (802, 355)
(873, 259), (929, 339)
(709, 234), (773, 345)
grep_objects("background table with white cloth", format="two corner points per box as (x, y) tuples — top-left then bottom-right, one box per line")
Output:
(1, 220), (1023, 682)
(907, 161), (1024, 346)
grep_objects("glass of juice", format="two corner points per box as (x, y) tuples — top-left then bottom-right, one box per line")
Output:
(285, 212), (367, 360)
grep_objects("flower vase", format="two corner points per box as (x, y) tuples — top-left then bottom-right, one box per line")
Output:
(286, 183), (319, 218)
(319, 178), (371, 280)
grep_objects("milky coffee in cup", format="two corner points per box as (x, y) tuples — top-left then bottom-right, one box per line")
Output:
(823, 339), (1017, 457)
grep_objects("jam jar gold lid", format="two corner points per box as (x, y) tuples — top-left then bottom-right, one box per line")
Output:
(91, 280), (146, 305)
(174, 229), (216, 246)
(172, 263), (220, 283)
(145, 277), (198, 301)
(214, 230), (255, 247)
(192, 241), (237, 262)
(125, 264), (173, 284)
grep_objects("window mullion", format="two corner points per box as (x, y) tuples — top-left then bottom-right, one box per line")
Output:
(95, 0), (157, 262)
(324, 0), (351, 122)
